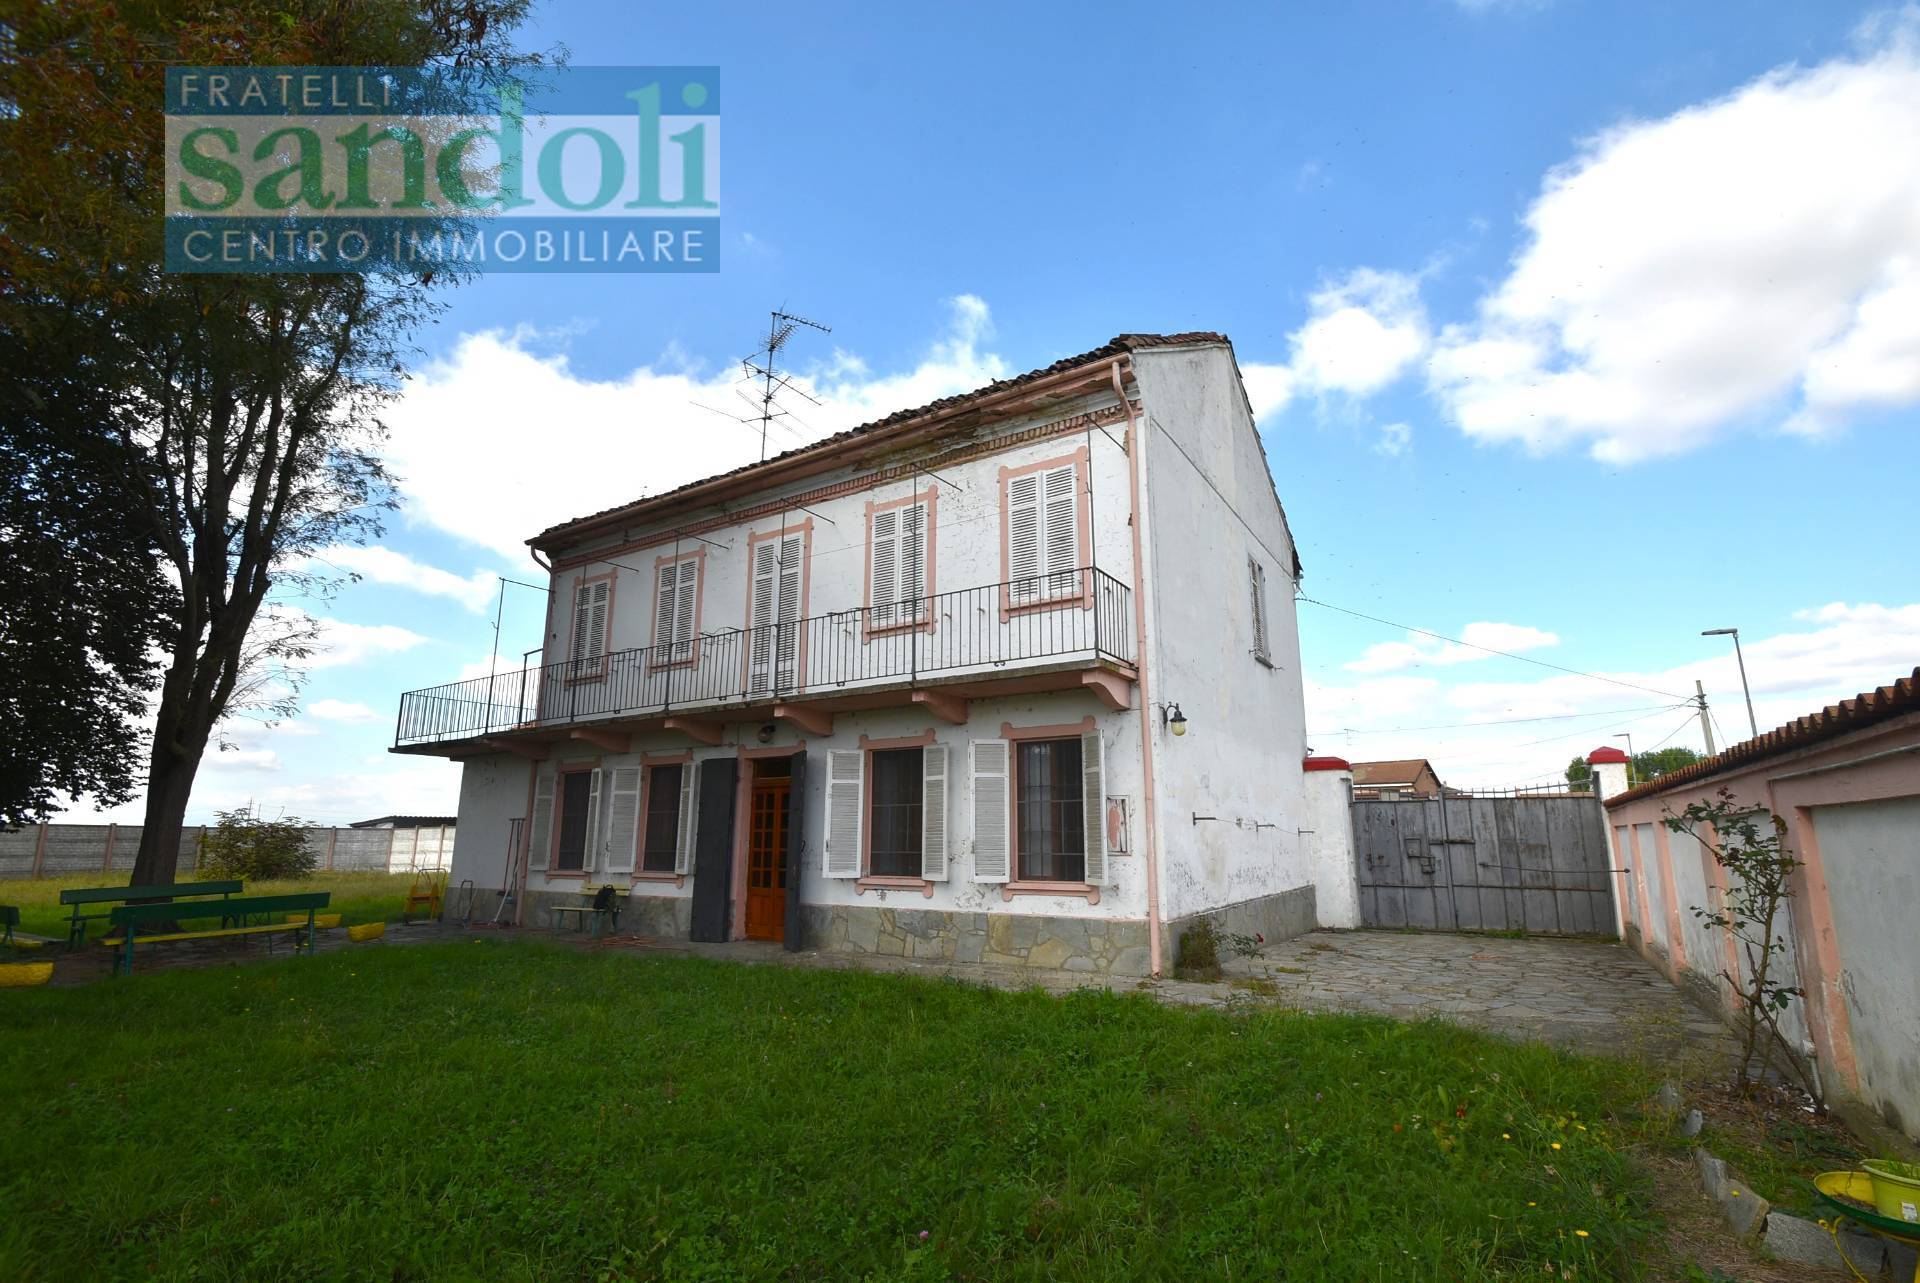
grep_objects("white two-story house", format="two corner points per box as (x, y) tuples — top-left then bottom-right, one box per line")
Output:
(395, 332), (1352, 976)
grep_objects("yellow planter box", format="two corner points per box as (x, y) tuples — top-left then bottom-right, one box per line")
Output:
(347, 921), (386, 943)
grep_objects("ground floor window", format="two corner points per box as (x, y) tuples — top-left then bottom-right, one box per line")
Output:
(1015, 737), (1084, 881)
(554, 770), (594, 872)
(641, 764), (682, 873)
(868, 747), (924, 876)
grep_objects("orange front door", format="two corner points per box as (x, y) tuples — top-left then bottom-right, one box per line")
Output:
(745, 776), (790, 941)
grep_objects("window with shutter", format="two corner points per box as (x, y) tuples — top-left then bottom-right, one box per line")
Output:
(673, 763), (698, 875)
(868, 500), (931, 633)
(652, 556), (701, 667)
(969, 739), (1011, 882)
(748, 531), (805, 694)
(1248, 557), (1272, 665)
(824, 749), (863, 877)
(1080, 730), (1108, 886)
(869, 507), (898, 629)
(1014, 737), (1085, 881)
(1004, 459), (1083, 608)
(569, 578), (611, 679)
(920, 743), (949, 881)
(604, 766), (641, 874)
(640, 763), (683, 873)
(553, 768), (597, 872)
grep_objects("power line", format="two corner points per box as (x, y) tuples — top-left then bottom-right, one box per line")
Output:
(1310, 703), (1674, 737)
(1296, 595), (1687, 700)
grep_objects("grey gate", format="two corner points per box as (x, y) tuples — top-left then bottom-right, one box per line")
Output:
(1352, 793), (1616, 935)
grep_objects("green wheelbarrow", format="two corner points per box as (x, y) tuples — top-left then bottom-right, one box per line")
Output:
(1813, 1170), (1920, 1282)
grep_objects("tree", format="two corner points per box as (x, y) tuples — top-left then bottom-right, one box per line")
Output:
(1564, 756), (1593, 792)
(0, 329), (174, 824)
(1664, 788), (1820, 1103)
(0, 0), (546, 882)
(1565, 745), (1704, 792)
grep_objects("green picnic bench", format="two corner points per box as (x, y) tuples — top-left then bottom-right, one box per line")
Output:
(105, 892), (331, 976)
(550, 884), (626, 939)
(59, 880), (244, 948)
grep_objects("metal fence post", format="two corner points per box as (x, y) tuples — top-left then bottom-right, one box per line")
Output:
(102, 823), (117, 872)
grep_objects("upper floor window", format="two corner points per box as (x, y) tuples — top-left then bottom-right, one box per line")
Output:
(1248, 556), (1273, 666)
(569, 576), (611, 680)
(868, 495), (932, 632)
(747, 526), (808, 695)
(1003, 454), (1085, 608)
(652, 553), (701, 668)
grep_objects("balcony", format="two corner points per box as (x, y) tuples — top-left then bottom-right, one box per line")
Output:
(393, 568), (1136, 751)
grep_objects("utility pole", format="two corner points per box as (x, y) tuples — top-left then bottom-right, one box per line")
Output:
(1694, 680), (1716, 755)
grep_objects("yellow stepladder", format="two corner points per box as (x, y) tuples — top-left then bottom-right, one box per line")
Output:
(401, 868), (448, 923)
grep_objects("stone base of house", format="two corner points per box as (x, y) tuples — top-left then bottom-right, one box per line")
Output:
(801, 905), (1154, 976)
(1165, 885), (1318, 955)
(520, 888), (692, 937)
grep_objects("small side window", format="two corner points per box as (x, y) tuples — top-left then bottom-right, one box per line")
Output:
(1248, 557), (1272, 666)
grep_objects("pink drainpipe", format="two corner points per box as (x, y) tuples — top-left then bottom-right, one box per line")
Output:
(1112, 360), (1165, 977)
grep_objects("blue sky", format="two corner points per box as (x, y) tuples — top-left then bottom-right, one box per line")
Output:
(95, 0), (1920, 823)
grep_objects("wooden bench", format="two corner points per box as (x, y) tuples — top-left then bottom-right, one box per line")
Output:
(549, 885), (626, 939)
(105, 892), (331, 976)
(59, 880), (244, 948)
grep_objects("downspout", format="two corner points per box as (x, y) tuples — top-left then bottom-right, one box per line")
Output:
(513, 546), (557, 927)
(1112, 360), (1165, 977)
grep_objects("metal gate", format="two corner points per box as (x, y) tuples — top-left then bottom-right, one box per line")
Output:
(1352, 793), (1616, 935)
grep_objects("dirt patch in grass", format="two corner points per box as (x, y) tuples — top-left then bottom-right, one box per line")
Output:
(1637, 1147), (1853, 1282)
(1692, 1080), (1863, 1217)
(1229, 976), (1278, 995)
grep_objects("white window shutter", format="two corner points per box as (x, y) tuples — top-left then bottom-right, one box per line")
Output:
(604, 766), (641, 874)
(776, 535), (802, 687)
(900, 502), (926, 619)
(749, 542), (777, 693)
(570, 584), (593, 665)
(673, 762), (698, 875)
(970, 739), (1011, 882)
(824, 749), (863, 877)
(654, 563), (678, 657)
(870, 507), (898, 628)
(1080, 730), (1108, 886)
(527, 764), (555, 871)
(1007, 474), (1041, 600)
(582, 768), (604, 873)
(1248, 558), (1270, 660)
(920, 742), (949, 880)
(675, 559), (698, 659)
(1043, 465), (1078, 594)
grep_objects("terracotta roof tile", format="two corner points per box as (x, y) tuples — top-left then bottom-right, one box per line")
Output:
(1605, 667), (1920, 807)
(530, 332), (1231, 548)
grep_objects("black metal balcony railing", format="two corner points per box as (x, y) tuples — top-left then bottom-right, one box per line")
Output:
(395, 568), (1134, 747)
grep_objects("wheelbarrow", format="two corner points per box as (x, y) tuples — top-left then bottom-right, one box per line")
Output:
(1813, 1170), (1920, 1282)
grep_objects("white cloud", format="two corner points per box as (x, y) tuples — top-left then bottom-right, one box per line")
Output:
(1308, 600), (1920, 788)
(1428, 25), (1920, 461)
(310, 545), (498, 612)
(1344, 620), (1560, 673)
(300, 612), (431, 670)
(306, 698), (381, 724)
(1373, 421), (1413, 457)
(1243, 268), (1430, 420)
(386, 295), (1010, 560)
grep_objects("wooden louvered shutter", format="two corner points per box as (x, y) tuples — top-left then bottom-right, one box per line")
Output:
(572, 580), (609, 670)
(673, 762), (698, 875)
(581, 768), (604, 873)
(749, 541), (777, 693)
(1042, 465), (1078, 595)
(900, 502), (927, 623)
(654, 562), (678, 659)
(970, 739), (1010, 882)
(870, 507), (899, 629)
(920, 742), (949, 880)
(527, 764), (555, 871)
(1080, 730), (1108, 886)
(775, 535), (802, 688)
(1007, 474), (1041, 601)
(824, 750), (863, 877)
(675, 558), (698, 661)
(604, 766), (641, 874)
(1248, 558), (1270, 661)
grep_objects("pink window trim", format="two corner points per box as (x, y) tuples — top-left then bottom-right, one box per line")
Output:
(739, 518), (814, 694)
(646, 548), (706, 673)
(564, 571), (617, 685)
(634, 759), (689, 880)
(857, 729), (937, 886)
(861, 486), (939, 641)
(1001, 716), (1097, 888)
(997, 447), (1093, 623)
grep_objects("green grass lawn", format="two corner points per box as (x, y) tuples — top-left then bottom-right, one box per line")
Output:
(2, 871), (416, 942)
(0, 941), (1661, 1281)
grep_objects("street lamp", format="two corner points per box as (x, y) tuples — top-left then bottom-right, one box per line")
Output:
(1702, 628), (1760, 739)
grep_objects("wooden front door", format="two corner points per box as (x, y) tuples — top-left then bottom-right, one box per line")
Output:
(745, 776), (791, 941)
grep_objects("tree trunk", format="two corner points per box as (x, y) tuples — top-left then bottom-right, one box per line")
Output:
(128, 657), (215, 886)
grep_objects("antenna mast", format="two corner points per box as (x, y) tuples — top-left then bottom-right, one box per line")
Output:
(740, 309), (830, 462)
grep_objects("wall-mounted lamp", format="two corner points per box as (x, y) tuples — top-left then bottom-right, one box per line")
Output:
(757, 723), (776, 744)
(1158, 702), (1187, 737)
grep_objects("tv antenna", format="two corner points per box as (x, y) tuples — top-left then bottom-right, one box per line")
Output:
(737, 309), (831, 462)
